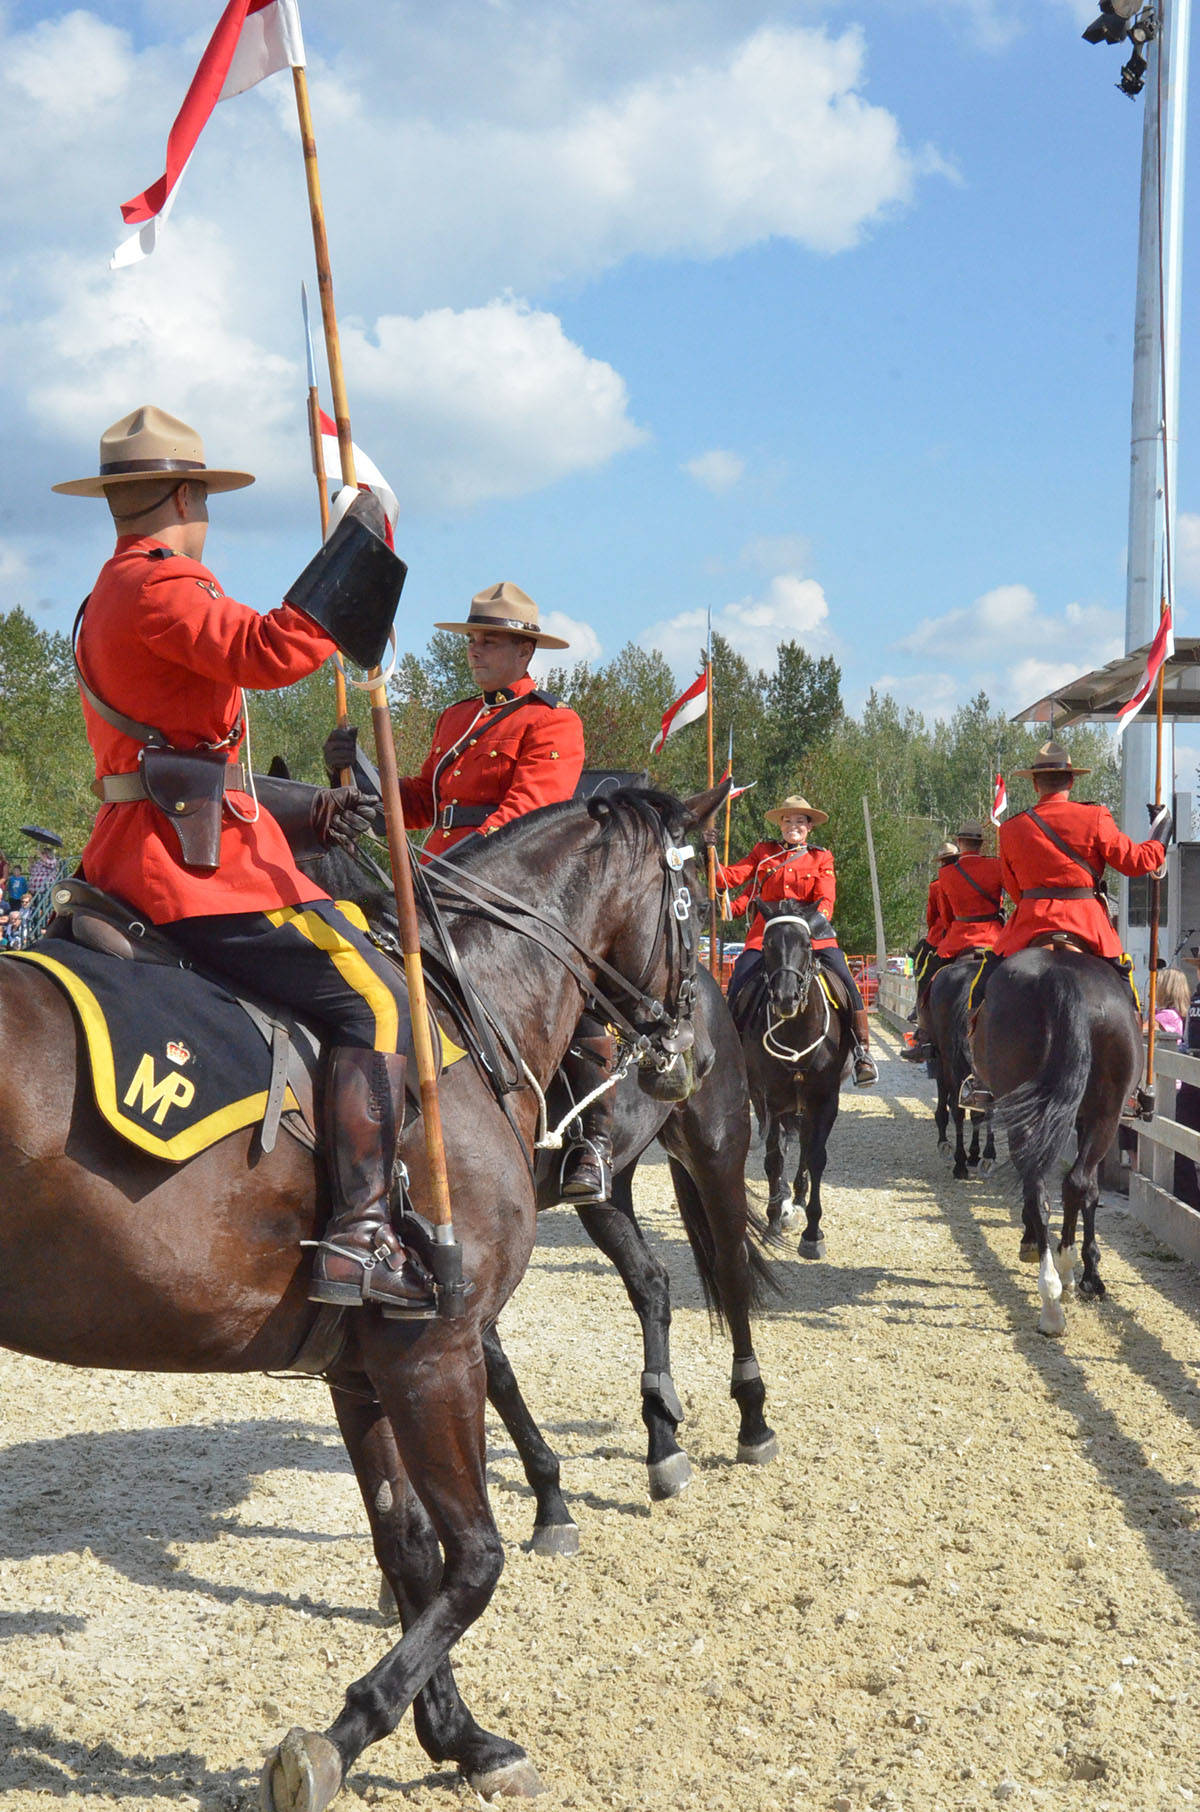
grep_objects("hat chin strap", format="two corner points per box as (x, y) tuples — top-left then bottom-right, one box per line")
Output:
(107, 478), (188, 526)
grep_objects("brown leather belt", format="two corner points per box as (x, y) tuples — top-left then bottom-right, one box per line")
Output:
(1021, 886), (1096, 900)
(953, 910), (1002, 922)
(98, 762), (248, 803)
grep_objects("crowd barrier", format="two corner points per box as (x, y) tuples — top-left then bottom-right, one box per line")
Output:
(1130, 1046), (1200, 1267)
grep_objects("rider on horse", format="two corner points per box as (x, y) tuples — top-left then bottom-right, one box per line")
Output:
(904, 840), (958, 1032)
(959, 740), (1170, 1108)
(902, 820), (1004, 1063)
(325, 586), (617, 1204)
(56, 406), (436, 1316)
(708, 793), (878, 1086)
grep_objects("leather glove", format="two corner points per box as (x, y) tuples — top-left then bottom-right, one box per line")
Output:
(311, 785), (380, 852)
(323, 725), (358, 782)
(1147, 802), (1174, 848)
(701, 824), (718, 847)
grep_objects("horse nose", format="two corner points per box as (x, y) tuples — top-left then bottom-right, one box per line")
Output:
(776, 984), (799, 1019)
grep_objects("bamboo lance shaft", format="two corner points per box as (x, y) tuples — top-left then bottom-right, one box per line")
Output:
(291, 65), (454, 1231)
(705, 659), (719, 978)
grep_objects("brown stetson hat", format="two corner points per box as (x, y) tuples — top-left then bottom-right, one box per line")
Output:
(1012, 739), (1090, 780)
(937, 841), (960, 861)
(956, 820), (986, 843)
(52, 405), (254, 499)
(434, 581), (568, 650)
(764, 792), (828, 828)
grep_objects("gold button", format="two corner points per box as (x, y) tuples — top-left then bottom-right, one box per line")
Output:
(454, 767), (462, 776)
(489, 750), (498, 757)
(175, 800), (186, 812)
(469, 738), (477, 746)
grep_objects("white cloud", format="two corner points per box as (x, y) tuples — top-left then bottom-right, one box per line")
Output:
(863, 670), (962, 716)
(642, 571), (833, 679)
(530, 612), (603, 678)
(684, 450), (745, 494)
(901, 583), (1123, 682)
(340, 301), (647, 511)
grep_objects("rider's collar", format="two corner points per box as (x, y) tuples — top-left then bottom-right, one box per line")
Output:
(482, 686), (516, 705)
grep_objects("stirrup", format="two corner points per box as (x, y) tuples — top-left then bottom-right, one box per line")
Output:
(560, 1139), (613, 1204)
(957, 1075), (992, 1112)
(853, 1050), (878, 1087)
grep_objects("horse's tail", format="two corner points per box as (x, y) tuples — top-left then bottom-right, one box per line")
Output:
(992, 965), (1093, 1186)
(666, 1155), (782, 1328)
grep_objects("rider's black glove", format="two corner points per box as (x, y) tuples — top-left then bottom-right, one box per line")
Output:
(1148, 802), (1174, 848)
(311, 785), (380, 852)
(701, 824), (718, 847)
(323, 725), (358, 783)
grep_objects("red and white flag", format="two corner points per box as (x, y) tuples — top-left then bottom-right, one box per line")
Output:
(651, 670), (708, 755)
(990, 773), (1007, 826)
(112, 0), (305, 269)
(729, 778), (757, 800)
(319, 410), (399, 546)
(1115, 605), (1175, 736)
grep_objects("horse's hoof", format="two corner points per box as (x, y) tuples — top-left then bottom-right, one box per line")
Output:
(468, 1757), (545, 1800)
(1038, 1307), (1067, 1338)
(529, 1521), (580, 1557)
(978, 1158), (994, 1176)
(778, 1204), (799, 1230)
(1078, 1277), (1105, 1302)
(737, 1432), (778, 1466)
(798, 1236), (825, 1261)
(259, 1728), (343, 1812)
(1018, 1242), (1039, 1266)
(953, 1167), (969, 1182)
(377, 1577), (400, 1624)
(648, 1451), (693, 1500)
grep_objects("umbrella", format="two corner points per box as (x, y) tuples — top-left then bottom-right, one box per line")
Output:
(19, 825), (63, 848)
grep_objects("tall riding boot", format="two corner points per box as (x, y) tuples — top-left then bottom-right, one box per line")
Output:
(309, 1047), (436, 1315)
(560, 1030), (617, 1203)
(851, 1008), (878, 1087)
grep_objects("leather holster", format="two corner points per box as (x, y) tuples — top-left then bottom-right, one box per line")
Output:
(139, 746), (231, 870)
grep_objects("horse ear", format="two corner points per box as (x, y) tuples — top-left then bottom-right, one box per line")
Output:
(268, 755), (291, 779)
(681, 776), (732, 831)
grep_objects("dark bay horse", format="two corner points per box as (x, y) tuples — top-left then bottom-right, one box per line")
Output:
(483, 962), (778, 1554)
(927, 955), (996, 1180)
(732, 901), (855, 1257)
(972, 945), (1142, 1337)
(0, 785), (717, 1811)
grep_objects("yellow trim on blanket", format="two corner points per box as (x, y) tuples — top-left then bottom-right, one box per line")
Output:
(817, 970), (837, 1008)
(11, 949), (300, 1163)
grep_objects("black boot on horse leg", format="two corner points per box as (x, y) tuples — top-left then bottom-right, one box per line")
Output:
(309, 1048), (437, 1316)
(851, 1008), (878, 1086)
(560, 1019), (616, 1202)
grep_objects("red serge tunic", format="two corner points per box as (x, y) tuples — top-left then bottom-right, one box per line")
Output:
(716, 841), (837, 952)
(400, 675), (585, 859)
(992, 794), (1164, 961)
(932, 855), (1006, 958)
(77, 536), (338, 924)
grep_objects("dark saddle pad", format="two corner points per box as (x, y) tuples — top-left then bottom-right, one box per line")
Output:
(9, 938), (319, 1164)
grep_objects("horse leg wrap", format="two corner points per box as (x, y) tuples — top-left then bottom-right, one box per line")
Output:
(641, 1370), (684, 1424)
(731, 1354), (761, 1388)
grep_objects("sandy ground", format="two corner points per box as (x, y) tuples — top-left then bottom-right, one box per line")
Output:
(1, 1020), (1199, 1812)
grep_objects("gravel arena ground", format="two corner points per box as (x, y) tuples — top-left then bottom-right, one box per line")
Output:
(2, 1021), (1199, 1812)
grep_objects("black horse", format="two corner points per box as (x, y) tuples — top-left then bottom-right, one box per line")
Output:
(972, 944), (1142, 1336)
(927, 955), (996, 1180)
(304, 832), (778, 1554)
(731, 901), (855, 1256)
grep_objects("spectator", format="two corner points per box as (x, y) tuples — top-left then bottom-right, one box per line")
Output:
(1173, 954), (1200, 1209)
(0, 848), (9, 891)
(1154, 965), (1191, 1041)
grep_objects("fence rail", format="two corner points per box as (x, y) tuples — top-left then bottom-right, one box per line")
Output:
(1129, 1045), (1200, 1267)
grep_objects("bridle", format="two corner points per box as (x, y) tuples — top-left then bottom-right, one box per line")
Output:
(760, 912), (831, 1064)
(419, 804), (702, 1077)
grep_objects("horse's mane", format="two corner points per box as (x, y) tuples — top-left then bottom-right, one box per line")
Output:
(444, 784), (690, 867)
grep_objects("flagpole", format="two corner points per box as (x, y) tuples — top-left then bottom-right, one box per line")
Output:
(290, 65), (460, 1273)
(705, 624), (719, 978)
(1146, 596), (1168, 1097)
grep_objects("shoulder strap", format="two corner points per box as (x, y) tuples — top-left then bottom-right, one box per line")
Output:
(72, 598), (166, 746)
(1025, 808), (1103, 887)
(952, 859), (1000, 905)
(530, 688), (559, 708)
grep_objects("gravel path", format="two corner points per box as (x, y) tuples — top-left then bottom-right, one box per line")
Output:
(1, 1022), (1198, 1812)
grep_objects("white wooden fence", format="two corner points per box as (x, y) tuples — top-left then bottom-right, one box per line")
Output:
(1130, 1046), (1200, 1267)
(876, 971), (916, 1031)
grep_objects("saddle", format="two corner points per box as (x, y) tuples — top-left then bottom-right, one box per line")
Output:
(1028, 930), (1092, 957)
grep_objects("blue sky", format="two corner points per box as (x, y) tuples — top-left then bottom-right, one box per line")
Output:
(1, 0), (1195, 764)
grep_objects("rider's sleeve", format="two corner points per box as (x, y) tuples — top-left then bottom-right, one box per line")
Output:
(714, 848), (759, 892)
(479, 706), (585, 835)
(814, 852), (836, 920)
(138, 564), (337, 687)
(1093, 805), (1164, 877)
(397, 708), (449, 830)
(999, 843), (1023, 904)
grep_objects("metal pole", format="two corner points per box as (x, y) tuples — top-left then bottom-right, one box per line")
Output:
(291, 65), (459, 1253)
(1120, 0), (1190, 979)
(705, 649), (719, 977)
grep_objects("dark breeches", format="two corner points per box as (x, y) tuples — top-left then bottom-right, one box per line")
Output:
(168, 900), (409, 1051)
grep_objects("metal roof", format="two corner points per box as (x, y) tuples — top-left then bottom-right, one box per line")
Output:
(1012, 637), (1200, 725)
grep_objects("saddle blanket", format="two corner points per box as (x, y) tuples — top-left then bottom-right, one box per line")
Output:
(9, 940), (309, 1163)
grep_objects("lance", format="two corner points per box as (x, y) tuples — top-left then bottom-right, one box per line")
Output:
(704, 619), (719, 977)
(300, 283), (352, 787)
(1145, 592), (1169, 1100)
(721, 725), (734, 916)
(290, 64), (464, 1306)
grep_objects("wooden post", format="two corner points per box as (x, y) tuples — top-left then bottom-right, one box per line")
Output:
(291, 65), (456, 1239)
(862, 795), (887, 978)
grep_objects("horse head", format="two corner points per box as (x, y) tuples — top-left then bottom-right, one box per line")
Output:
(759, 900), (817, 1021)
